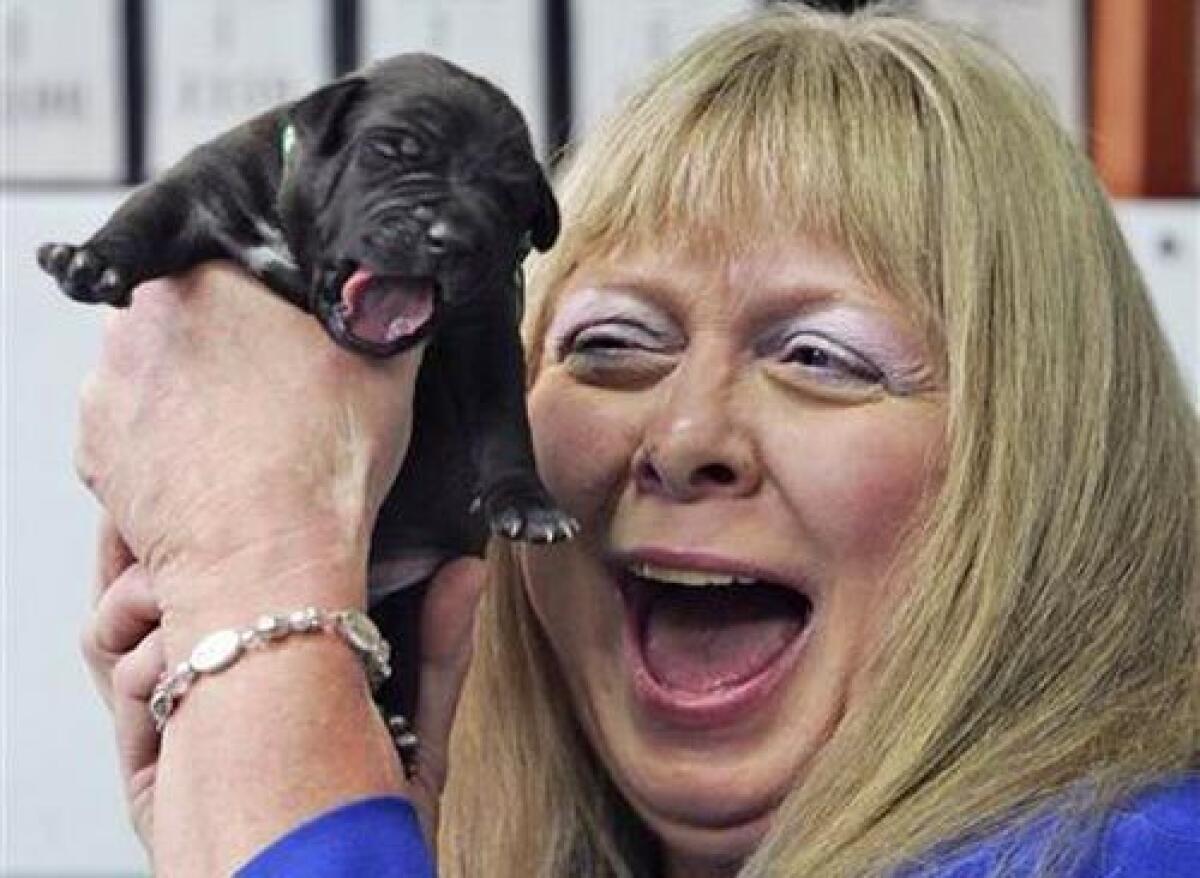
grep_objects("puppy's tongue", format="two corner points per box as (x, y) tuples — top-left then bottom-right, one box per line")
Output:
(642, 585), (807, 694)
(341, 268), (435, 344)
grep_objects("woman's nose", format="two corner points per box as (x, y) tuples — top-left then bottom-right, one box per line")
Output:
(632, 368), (761, 502)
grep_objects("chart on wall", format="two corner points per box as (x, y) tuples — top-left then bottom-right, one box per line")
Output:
(361, 0), (546, 155)
(912, 0), (1086, 143)
(570, 0), (759, 138)
(145, 0), (332, 174)
(2, 0), (125, 183)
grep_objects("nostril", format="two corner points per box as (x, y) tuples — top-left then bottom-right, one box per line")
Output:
(694, 463), (737, 487)
(635, 455), (664, 491)
(634, 446), (750, 499)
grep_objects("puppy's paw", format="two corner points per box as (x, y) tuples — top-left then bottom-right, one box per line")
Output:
(36, 243), (129, 306)
(479, 482), (580, 544)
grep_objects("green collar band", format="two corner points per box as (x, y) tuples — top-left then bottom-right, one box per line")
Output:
(280, 122), (297, 169)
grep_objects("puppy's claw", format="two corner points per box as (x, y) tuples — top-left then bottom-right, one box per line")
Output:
(498, 509), (577, 544)
(482, 479), (578, 544)
(65, 249), (103, 293)
(492, 509), (524, 539)
(529, 522), (558, 544)
(96, 267), (123, 299)
(37, 243), (72, 274)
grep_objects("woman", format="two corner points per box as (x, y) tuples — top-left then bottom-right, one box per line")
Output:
(79, 5), (1198, 876)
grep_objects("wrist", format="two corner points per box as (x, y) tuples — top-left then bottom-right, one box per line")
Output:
(153, 616), (408, 874)
(154, 532), (370, 665)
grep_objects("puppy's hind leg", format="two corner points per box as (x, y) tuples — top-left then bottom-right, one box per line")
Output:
(37, 179), (220, 307)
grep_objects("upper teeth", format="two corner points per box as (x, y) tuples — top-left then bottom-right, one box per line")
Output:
(630, 562), (756, 587)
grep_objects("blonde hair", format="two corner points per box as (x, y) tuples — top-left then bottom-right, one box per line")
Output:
(441, 6), (1199, 876)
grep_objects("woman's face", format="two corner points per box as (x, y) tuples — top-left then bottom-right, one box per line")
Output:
(521, 236), (944, 874)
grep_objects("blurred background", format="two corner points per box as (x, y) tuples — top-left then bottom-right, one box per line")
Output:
(2, 1), (1197, 874)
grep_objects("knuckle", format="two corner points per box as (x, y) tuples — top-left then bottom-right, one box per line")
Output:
(111, 651), (153, 701)
(73, 374), (114, 495)
(72, 436), (99, 493)
(110, 655), (138, 698)
(76, 370), (100, 418)
(78, 619), (104, 667)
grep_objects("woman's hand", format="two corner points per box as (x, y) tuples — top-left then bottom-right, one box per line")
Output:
(80, 517), (160, 853)
(74, 261), (423, 614)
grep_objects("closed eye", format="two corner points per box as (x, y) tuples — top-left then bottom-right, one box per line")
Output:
(366, 138), (399, 160)
(554, 317), (680, 388)
(779, 332), (884, 385)
(361, 130), (428, 165)
(559, 319), (673, 358)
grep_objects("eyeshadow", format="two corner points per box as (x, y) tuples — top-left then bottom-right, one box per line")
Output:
(544, 287), (675, 355)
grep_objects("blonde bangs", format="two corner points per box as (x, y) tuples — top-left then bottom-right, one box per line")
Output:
(531, 9), (949, 335)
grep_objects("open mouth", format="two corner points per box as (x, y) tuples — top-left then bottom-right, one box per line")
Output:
(617, 562), (814, 710)
(333, 266), (438, 354)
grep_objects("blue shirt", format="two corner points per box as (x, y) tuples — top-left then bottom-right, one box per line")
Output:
(239, 774), (1200, 876)
(902, 775), (1200, 877)
(238, 797), (433, 878)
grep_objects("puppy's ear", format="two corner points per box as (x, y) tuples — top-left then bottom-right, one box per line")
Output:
(530, 173), (560, 252)
(289, 77), (366, 155)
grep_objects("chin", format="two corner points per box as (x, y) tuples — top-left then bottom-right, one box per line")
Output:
(610, 751), (793, 868)
(638, 801), (776, 872)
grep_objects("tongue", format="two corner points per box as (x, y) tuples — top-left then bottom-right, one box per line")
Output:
(341, 268), (435, 345)
(642, 585), (806, 694)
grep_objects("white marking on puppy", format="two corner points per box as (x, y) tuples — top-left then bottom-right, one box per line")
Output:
(241, 241), (297, 274)
(193, 206), (299, 276)
(243, 218), (298, 274)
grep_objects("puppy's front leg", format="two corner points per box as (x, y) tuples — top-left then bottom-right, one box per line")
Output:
(38, 145), (306, 309)
(37, 177), (226, 307)
(441, 295), (578, 545)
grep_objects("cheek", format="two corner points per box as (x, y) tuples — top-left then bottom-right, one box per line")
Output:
(767, 405), (943, 572)
(528, 376), (641, 526)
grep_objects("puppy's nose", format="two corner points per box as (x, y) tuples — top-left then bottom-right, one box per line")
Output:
(426, 219), (472, 256)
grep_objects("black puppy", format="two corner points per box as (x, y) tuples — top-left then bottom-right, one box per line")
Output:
(38, 54), (577, 608)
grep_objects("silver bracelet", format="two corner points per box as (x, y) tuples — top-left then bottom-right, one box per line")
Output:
(149, 607), (392, 733)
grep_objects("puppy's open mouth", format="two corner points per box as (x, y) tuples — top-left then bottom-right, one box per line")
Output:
(337, 267), (436, 350)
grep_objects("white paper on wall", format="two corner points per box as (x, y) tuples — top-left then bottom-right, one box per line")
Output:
(571, 0), (757, 138)
(146, 0), (330, 174)
(2, 0), (124, 183)
(1117, 202), (1200, 403)
(913, 0), (1086, 142)
(362, 0), (545, 155)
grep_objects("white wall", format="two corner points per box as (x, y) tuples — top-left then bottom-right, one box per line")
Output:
(1, 192), (1196, 876)
(2, 191), (148, 877)
(1115, 201), (1199, 400)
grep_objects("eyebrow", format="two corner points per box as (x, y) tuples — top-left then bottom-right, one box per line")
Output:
(564, 255), (899, 332)
(569, 270), (681, 307)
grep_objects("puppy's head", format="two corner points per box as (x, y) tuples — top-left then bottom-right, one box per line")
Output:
(279, 54), (560, 357)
